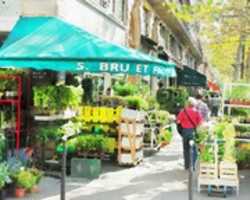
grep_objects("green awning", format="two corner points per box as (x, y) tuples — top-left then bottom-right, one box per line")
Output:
(0, 17), (176, 77)
(177, 66), (207, 87)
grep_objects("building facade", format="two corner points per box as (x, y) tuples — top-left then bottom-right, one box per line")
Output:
(0, 0), (209, 87)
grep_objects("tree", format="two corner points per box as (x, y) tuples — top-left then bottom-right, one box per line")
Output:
(167, 0), (250, 82)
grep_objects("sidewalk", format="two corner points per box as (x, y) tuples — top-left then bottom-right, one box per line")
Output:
(8, 133), (250, 200)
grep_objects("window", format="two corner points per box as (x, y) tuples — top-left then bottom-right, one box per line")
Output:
(98, 0), (126, 22)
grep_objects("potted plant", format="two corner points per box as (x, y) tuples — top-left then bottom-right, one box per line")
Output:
(0, 163), (11, 200)
(157, 129), (173, 148)
(29, 168), (43, 193)
(5, 79), (17, 98)
(14, 169), (36, 198)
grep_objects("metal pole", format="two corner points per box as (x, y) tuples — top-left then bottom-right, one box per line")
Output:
(188, 140), (194, 200)
(61, 140), (67, 200)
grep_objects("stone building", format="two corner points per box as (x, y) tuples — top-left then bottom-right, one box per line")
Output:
(0, 0), (212, 89)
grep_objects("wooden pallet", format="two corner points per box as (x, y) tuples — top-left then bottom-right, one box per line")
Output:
(198, 162), (239, 196)
(118, 117), (144, 166)
(219, 162), (239, 196)
(198, 163), (218, 192)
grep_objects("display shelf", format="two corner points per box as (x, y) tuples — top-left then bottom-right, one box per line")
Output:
(235, 138), (250, 143)
(222, 83), (250, 116)
(224, 104), (250, 109)
(34, 113), (75, 121)
(0, 99), (19, 104)
(235, 123), (250, 127)
(0, 75), (22, 150)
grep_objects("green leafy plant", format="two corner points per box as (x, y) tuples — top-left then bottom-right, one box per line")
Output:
(0, 162), (11, 189)
(14, 169), (36, 190)
(100, 96), (126, 107)
(199, 145), (215, 163)
(157, 129), (173, 144)
(124, 96), (149, 110)
(103, 137), (116, 154)
(57, 135), (116, 155)
(33, 85), (83, 114)
(156, 87), (188, 114)
(37, 125), (63, 142)
(29, 168), (43, 184)
(0, 132), (6, 161)
(113, 82), (138, 96)
(148, 110), (170, 126)
(195, 126), (209, 144)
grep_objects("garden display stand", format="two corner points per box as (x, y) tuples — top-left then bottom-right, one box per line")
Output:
(118, 109), (144, 166)
(198, 139), (239, 197)
(222, 83), (250, 116)
(34, 114), (74, 173)
(0, 75), (22, 150)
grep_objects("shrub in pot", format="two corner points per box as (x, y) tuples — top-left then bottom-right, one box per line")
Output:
(29, 168), (43, 193)
(14, 169), (36, 198)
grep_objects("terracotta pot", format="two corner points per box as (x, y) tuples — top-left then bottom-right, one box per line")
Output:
(30, 185), (39, 193)
(15, 188), (26, 198)
(160, 142), (169, 148)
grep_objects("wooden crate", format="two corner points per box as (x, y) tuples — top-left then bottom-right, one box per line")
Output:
(119, 123), (144, 136)
(198, 163), (218, 192)
(118, 118), (144, 166)
(121, 136), (143, 150)
(219, 162), (239, 195)
(118, 151), (143, 166)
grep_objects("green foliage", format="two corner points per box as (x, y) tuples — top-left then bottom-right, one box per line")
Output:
(57, 135), (116, 154)
(0, 79), (17, 92)
(14, 170), (36, 189)
(148, 110), (170, 126)
(0, 132), (6, 161)
(33, 85), (83, 114)
(113, 82), (138, 96)
(102, 137), (116, 154)
(0, 162), (11, 189)
(100, 95), (126, 107)
(37, 125), (63, 142)
(229, 85), (250, 100)
(156, 87), (188, 114)
(200, 144), (215, 163)
(146, 95), (159, 110)
(236, 148), (250, 164)
(124, 96), (149, 110)
(195, 126), (209, 144)
(168, 0), (250, 81)
(231, 108), (250, 117)
(29, 168), (43, 184)
(157, 129), (173, 143)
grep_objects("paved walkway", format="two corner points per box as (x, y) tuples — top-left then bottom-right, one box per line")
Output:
(8, 133), (250, 200)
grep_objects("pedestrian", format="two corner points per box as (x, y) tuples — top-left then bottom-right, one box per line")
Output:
(210, 93), (221, 117)
(177, 97), (203, 170)
(196, 94), (210, 121)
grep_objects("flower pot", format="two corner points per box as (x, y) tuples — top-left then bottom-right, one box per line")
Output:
(30, 185), (39, 193)
(160, 141), (169, 148)
(15, 188), (26, 198)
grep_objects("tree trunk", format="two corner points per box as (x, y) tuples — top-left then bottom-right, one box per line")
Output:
(234, 35), (246, 81)
(246, 47), (250, 81)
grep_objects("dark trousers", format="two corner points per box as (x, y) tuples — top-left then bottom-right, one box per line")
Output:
(211, 106), (219, 117)
(182, 128), (197, 169)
